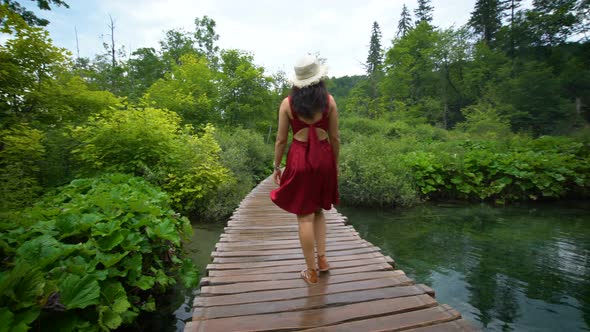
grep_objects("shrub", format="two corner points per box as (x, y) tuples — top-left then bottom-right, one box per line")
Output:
(200, 127), (272, 221)
(340, 135), (419, 207)
(455, 102), (512, 139)
(71, 107), (230, 217)
(0, 124), (45, 211)
(0, 173), (196, 332)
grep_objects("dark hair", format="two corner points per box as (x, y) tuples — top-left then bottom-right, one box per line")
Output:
(289, 81), (328, 120)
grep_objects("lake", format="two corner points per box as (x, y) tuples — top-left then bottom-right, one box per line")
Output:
(339, 201), (590, 332)
(169, 201), (589, 332)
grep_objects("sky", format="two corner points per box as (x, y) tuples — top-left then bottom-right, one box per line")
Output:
(24, 0), (530, 78)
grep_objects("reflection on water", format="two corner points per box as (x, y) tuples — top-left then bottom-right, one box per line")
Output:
(340, 201), (590, 332)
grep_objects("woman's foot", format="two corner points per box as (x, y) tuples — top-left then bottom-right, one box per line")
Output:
(318, 254), (330, 272)
(300, 268), (318, 284)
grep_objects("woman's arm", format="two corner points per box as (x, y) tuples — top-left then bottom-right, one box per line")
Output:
(273, 98), (290, 185)
(328, 96), (340, 165)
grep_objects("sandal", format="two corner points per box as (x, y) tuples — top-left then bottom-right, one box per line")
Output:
(300, 269), (318, 284)
(318, 254), (330, 272)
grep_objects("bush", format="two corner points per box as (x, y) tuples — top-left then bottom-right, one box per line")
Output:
(0, 124), (45, 211)
(200, 127), (273, 221)
(71, 107), (230, 217)
(0, 173), (196, 332)
(406, 137), (590, 203)
(454, 102), (512, 139)
(340, 135), (419, 207)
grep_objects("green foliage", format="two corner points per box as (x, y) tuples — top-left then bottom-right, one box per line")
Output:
(144, 54), (218, 125)
(0, 173), (196, 331)
(405, 135), (590, 203)
(1, 1), (68, 27)
(158, 124), (230, 217)
(71, 107), (230, 217)
(218, 49), (275, 132)
(455, 102), (512, 138)
(201, 127), (273, 220)
(340, 117), (589, 206)
(0, 124), (45, 211)
(340, 135), (419, 207)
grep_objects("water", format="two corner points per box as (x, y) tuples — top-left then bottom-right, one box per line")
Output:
(339, 201), (590, 332)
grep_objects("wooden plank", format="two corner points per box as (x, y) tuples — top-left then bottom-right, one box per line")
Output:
(207, 257), (392, 276)
(214, 236), (356, 248)
(194, 275), (414, 307)
(200, 270), (406, 295)
(404, 319), (479, 332)
(212, 241), (371, 256)
(219, 232), (359, 242)
(184, 176), (475, 332)
(192, 294), (436, 332)
(211, 246), (380, 258)
(210, 252), (386, 267)
(200, 263), (394, 286)
(194, 285), (434, 320)
(214, 239), (369, 252)
(218, 233), (360, 244)
(300, 304), (461, 332)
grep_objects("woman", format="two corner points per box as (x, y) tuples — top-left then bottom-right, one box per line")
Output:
(270, 54), (340, 285)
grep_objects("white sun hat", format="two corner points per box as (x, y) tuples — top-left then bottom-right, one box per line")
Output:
(289, 54), (329, 88)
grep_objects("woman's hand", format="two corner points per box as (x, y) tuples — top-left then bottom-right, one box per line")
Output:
(273, 169), (282, 185)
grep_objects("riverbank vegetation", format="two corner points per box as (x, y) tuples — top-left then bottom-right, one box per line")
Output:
(1, 0), (589, 330)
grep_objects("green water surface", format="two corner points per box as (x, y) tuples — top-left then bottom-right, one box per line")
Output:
(339, 201), (590, 332)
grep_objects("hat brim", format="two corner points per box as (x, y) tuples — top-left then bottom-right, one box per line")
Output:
(289, 64), (329, 88)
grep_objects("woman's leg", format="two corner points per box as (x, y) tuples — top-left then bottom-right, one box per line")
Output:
(314, 209), (330, 271)
(297, 213), (316, 272)
(313, 209), (326, 257)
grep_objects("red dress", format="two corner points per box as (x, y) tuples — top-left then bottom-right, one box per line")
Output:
(270, 95), (339, 215)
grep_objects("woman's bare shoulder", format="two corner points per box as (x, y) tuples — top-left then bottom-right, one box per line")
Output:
(328, 95), (338, 113)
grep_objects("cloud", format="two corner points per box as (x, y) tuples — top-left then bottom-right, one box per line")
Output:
(18, 0), (490, 77)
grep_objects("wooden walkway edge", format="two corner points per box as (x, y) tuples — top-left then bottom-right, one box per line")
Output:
(184, 176), (479, 332)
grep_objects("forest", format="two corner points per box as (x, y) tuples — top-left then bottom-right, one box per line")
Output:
(0, 0), (588, 330)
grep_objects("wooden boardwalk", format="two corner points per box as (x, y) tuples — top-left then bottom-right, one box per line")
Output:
(184, 176), (478, 332)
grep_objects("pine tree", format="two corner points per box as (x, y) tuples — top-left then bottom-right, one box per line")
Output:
(469, 0), (504, 45)
(366, 21), (383, 76)
(414, 0), (434, 25)
(500, 0), (523, 58)
(397, 4), (413, 38)
(526, 0), (578, 46)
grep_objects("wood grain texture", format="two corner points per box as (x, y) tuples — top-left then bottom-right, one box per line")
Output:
(183, 176), (478, 332)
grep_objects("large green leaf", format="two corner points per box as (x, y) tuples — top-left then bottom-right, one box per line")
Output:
(98, 305), (123, 330)
(59, 274), (100, 310)
(133, 275), (155, 290)
(96, 251), (129, 268)
(100, 281), (130, 314)
(0, 308), (15, 332)
(179, 258), (199, 288)
(148, 219), (179, 245)
(95, 229), (127, 251)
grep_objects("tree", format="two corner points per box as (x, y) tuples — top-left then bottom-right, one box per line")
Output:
(397, 4), (413, 38)
(500, 0), (523, 58)
(366, 21), (382, 76)
(469, 0), (505, 45)
(160, 28), (197, 66)
(1, 0), (68, 27)
(414, 0), (433, 25)
(526, 0), (578, 46)
(381, 22), (440, 121)
(0, 9), (70, 126)
(144, 54), (218, 125)
(194, 15), (220, 65)
(127, 47), (165, 101)
(217, 49), (274, 132)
